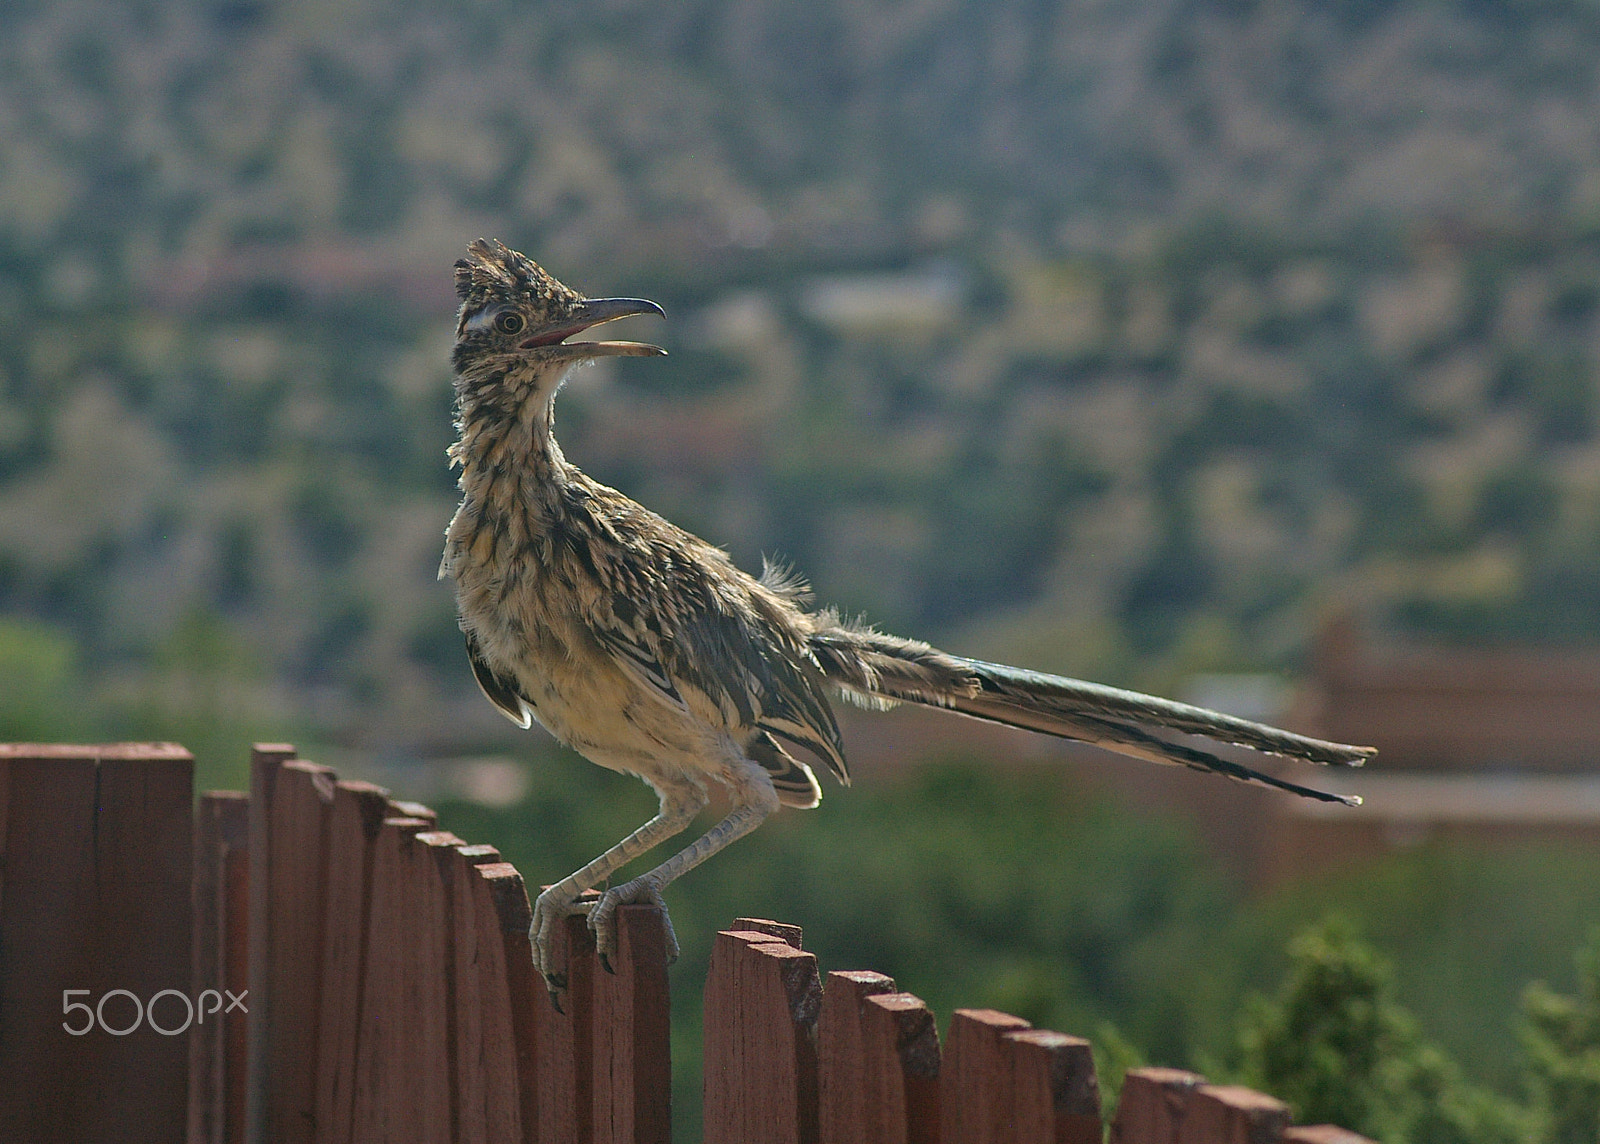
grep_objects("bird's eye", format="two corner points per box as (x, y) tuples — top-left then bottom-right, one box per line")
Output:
(494, 312), (525, 335)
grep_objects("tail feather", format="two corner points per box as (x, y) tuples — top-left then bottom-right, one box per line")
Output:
(810, 623), (1370, 807)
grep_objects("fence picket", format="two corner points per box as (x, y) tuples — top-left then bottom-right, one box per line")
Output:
(190, 790), (250, 1144)
(348, 815), (439, 1143)
(312, 780), (391, 1144)
(1177, 1086), (1291, 1144)
(704, 929), (824, 1144)
(441, 844), (506, 1144)
(859, 991), (942, 1144)
(591, 904), (673, 1144)
(534, 903), (598, 1144)
(0, 747), (104, 1144)
(190, 791), (225, 1144)
(223, 799), (251, 1143)
(0, 744), (194, 1144)
(1110, 1067), (1207, 1143)
(1002, 1030), (1101, 1144)
(731, 916), (804, 947)
(388, 799), (438, 824)
(415, 833), (473, 1141)
(414, 831), (468, 1139)
(1283, 1127), (1379, 1144)
(246, 743), (298, 1144)
(474, 862), (542, 1143)
(939, 1009), (1032, 1144)
(264, 761), (336, 1143)
(819, 970), (898, 1143)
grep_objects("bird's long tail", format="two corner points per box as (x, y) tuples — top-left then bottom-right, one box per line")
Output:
(809, 622), (1372, 807)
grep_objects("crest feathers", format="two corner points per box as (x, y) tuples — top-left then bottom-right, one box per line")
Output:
(453, 238), (580, 308)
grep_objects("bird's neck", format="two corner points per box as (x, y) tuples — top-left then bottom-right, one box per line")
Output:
(450, 365), (571, 526)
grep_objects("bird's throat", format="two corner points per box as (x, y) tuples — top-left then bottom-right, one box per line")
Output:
(450, 367), (570, 534)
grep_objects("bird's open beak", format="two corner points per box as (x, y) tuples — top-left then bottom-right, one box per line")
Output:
(523, 297), (667, 360)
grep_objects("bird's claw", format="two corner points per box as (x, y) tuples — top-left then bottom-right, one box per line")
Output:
(531, 878), (679, 1001)
(531, 886), (594, 998)
(588, 876), (680, 970)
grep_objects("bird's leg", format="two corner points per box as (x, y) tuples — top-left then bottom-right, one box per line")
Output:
(532, 779), (707, 991)
(588, 762), (780, 971)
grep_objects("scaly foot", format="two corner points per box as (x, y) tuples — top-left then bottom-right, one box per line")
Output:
(588, 875), (680, 972)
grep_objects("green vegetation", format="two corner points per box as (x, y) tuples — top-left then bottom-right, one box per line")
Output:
(1230, 918), (1527, 1142)
(0, 617), (89, 742)
(1523, 930), (1600, 1143)
(1216, 917), (1600, 1141)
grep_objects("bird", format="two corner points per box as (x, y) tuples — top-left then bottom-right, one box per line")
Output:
(439, 238), (1374, 990)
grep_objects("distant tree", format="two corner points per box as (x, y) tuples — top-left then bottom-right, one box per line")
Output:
(1521, 928), (1600, 1144)
(1233, 916), (1525, 1143)
(0, 618), (90, 741)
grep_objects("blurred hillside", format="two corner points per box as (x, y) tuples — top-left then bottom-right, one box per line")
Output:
(6, 0), (1600, 773)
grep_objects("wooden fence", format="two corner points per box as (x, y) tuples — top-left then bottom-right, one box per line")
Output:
(0, 743), (1373, 1143)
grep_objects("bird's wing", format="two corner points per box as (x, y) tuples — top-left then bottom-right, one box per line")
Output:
(580, 574), (852, 786)
(589, 620), (687, 708)
(566, 486), (851, 785)
(466, 629), (536, 729)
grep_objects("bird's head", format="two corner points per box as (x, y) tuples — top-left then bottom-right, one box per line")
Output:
(451, 239), (665, 392)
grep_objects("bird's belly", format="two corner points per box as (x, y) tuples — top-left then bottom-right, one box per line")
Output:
(462, 586), (732, 783)
(447, 510), (749, 786)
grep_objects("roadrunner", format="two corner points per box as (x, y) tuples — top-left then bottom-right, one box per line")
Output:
(441, 239), (1374, 987)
